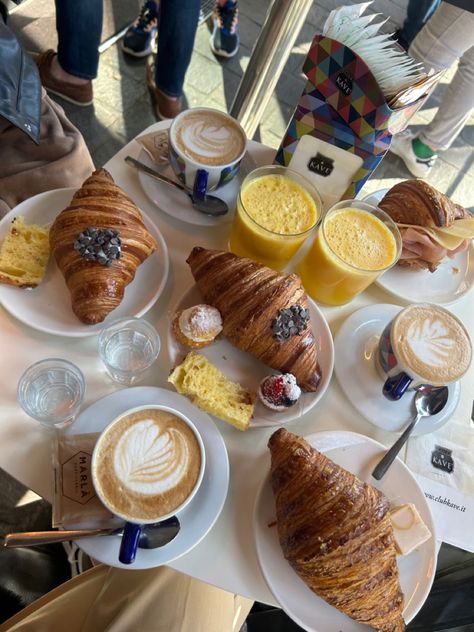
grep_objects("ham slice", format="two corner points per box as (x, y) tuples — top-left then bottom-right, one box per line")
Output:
(400, 227), (469, 264)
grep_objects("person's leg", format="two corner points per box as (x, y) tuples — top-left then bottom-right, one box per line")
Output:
(398, 0), (440, 49)
(55, 0), (103, 80)
(390, 4), (474, 176)
(409, 5), (474, 152)
(210, 0), (240, 59)
(154, 0), (200, 97)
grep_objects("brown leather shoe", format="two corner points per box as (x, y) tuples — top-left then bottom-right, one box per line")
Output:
(34, 50), (93, 106)
(146, 58), (181, 120)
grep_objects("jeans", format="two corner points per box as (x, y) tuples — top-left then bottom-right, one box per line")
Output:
(409, 4), (474, 150)
(399, 0), (440, 47)
(155, 0), (201, 97)
(55, 0), (103, 80)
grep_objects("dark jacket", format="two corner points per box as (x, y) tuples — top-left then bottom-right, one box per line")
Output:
(0, 18), (41, 143)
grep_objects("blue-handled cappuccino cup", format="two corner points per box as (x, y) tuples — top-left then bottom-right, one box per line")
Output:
(376, 303), (471, 401)
(92, 405), (205, 564)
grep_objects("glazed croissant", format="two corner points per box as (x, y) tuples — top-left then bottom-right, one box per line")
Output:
(269, 428), (405, 631)
(186, 247), (321, 391)
(379, 180), (467, 228)
(50, 168), (157, 324)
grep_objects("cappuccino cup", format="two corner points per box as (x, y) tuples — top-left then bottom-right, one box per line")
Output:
(376, 303), (472, 401)
(168, 107), (247, 199)
(92, 405), (205, 564)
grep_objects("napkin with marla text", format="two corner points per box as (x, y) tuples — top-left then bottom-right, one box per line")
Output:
(405, 416), (474, 552)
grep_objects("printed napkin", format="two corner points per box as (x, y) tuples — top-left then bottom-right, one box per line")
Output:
(405, 416), (474, 552)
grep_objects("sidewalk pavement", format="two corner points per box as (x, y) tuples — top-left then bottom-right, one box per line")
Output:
(8, 0), (474, 210)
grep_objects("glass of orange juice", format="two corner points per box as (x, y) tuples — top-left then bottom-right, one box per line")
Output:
(228, 165), (321, 270)
(298, 200), (402, 305)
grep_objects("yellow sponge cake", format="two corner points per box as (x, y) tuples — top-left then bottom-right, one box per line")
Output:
(0, 216), (50, 288)
(168, 352), (255, 431)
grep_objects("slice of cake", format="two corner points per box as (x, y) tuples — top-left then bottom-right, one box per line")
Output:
(168, 352), (255, 431)
(0, 216), (50, 288)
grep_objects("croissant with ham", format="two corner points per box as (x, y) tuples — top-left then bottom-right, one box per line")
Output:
(269, 428), (405, 631)
(379, 180), (471, 272)
(50, 168), (157, 324)
(186, 247), (321, 391)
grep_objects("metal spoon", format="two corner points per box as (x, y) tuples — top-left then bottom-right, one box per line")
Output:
(372, 386), (449, 481)
(3, 516), (180, 550)
(125, 156), (229, 217)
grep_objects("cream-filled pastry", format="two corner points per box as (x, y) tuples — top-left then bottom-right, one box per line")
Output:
(172, 304), (223, 349)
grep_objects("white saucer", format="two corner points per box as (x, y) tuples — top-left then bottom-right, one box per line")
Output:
(363, 189), (474, 306)
(334, 304), (461, 434)
(64, 387), (229, 569)
(253, 430), (436, 632)
(167, 285), (334, 428)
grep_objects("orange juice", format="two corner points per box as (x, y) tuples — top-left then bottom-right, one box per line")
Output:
(229, 167), (320, 270)
(298, 204), (401, 305)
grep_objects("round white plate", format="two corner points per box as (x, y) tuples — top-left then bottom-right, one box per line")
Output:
(135, 126), (273, 226)
(363, 189), (474, 305)
(167, 285), (334, 428)
(64, 386), (229, 569)
(334, 304), (460, 434)
(254, 430), (437, 632)
(0, 188), (169, 337)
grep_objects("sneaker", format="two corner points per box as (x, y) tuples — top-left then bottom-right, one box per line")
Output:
(146, 58), (181, 120)
(389, 131), (437, 178)
(34, 50), (93, 106)
(210, 1), (239, 58)
(122, 0), (159, 58)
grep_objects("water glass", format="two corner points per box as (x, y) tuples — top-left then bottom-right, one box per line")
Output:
(98, 317), (161, 386)
(17, 358), (85, 429)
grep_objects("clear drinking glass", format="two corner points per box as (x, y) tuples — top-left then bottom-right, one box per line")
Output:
(98, 317), (161, 386)
(17, 358), (85, 429)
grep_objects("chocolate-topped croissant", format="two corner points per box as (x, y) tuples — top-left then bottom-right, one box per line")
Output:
(186, 247), (321, 391)
(50, 169), (157, 324)
(269, 428), (405, 631)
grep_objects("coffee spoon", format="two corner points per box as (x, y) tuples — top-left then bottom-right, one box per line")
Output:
(125, 156), (229, 217)
(371, 386), (449, 481)
(3, 516), (180, 550)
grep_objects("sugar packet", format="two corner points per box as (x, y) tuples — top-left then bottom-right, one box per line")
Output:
(52, 432), (119, 529)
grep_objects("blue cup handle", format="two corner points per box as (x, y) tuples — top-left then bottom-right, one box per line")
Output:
(383, 372), (413, 401)
(119, 522), (143, 564)
(193, 169), (209, 200)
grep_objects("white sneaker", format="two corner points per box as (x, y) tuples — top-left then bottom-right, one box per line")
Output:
(389, 131), (437, 178)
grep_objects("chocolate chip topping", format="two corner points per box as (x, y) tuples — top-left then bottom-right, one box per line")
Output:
(74, 228), (122, 267)
(272, 304), (309, 342)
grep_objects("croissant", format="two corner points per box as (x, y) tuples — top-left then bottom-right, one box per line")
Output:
(50, 168), (157, 324)
(379, 180), (467, 228)
(186, 247), (321, 391)
(269, 428), (405, 631)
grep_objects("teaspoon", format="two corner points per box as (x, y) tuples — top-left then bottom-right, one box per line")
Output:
(372, 386), (449, 481)
(125, 156), (229, 217)
(3, 516), (180, 550)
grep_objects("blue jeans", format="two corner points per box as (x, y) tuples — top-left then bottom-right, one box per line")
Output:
(399, 0), (440, 47)
(155, 0), (200, 97)
(55, 0), (103, 79)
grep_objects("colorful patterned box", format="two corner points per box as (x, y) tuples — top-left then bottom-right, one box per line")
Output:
(274, 35), (432, 202)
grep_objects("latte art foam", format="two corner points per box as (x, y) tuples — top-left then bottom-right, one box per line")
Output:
(93, 409), (202, 522)
(114, 420), (191, 495)
(392, 304), (471, 385)
(174, 111), (245, 166)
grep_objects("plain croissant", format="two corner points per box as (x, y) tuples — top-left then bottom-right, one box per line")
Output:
(186, 247), (321, 391)
(50, 168), (157, 324)
(269, 428), (405, 631)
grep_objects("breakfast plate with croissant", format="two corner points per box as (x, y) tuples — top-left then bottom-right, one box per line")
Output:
(167, 248), (334, 429)
(0, 171), (169, 337)
(254, 429), (436, 632)
(363, 181), (474, 305)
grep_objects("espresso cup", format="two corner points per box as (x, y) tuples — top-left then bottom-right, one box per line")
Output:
(91, 405), (205, 564)
(168, 107), (247, 199)
(376, 303), (472, 401)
